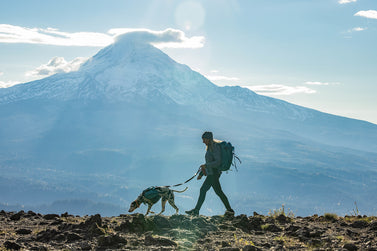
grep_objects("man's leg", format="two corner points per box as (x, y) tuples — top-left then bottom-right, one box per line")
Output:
(212, 174), (232, 211)
(194, 176), (213, 211)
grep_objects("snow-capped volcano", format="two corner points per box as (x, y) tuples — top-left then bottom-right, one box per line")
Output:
(1, 34), (377, 216)
(0, 33), (317, 119)
(0, 33), (218, 106)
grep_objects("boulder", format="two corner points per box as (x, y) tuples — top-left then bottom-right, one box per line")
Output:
(43, 214), (59, 220)
(351, 220), (369, 229)
(98, 234), (127, 247)
(16, 228), (32, 235)
(3, 241), (21, 250)
(343, 243), (358, 251)
(144, 234), (177, 246)
(10, 211), (25, 221)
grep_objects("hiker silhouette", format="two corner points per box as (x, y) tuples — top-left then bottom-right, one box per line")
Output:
(186, 131), (234, 216)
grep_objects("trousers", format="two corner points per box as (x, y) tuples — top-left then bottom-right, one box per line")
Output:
(194, 173), (231, 211)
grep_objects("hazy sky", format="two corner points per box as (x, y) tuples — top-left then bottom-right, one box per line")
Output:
(0, 0), (376, 124)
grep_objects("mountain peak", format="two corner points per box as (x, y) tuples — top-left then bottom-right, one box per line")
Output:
(113, 32), (154, 46)
(80, 32), (174, 73)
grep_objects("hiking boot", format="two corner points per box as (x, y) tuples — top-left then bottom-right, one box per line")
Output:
(185, 209), (199, 216)
(225, 209), (235, 217)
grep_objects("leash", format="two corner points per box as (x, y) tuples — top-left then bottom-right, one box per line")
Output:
(166, 153), (242, 187)
(167, 167), (201, 188)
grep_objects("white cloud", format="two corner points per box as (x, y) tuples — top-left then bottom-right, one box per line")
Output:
(245, 84), (316, 96)
(109, 28), (205, 48)
(352, 27), (366, 32)
(338, 0), (357, 4)
(25, 56), (88, 78)
(206, 75), (240, 82)
(348, 27), (367, 33)
(354, 10), (377, 19)
(0, 24), (205, 49)
(204, 69), (240, 85)
(0, 80), (20, 88)
(305, 81), (330, 86)
(0, 72), (3, 76)
(0, 24), (112, 47)
(305, 81), (340, 86)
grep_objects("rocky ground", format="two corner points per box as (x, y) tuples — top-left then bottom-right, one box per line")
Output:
(1, 210), (377, 250)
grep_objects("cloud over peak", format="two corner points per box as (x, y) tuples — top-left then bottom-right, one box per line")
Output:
(0, 24), (205, 49)
(110, 28), (205, 49)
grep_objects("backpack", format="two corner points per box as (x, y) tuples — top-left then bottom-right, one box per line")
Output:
(142, 186), (160, 204)
(217, 141), (241, 172)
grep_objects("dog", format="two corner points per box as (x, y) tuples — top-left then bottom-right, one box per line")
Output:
(128, 186), (188, 216)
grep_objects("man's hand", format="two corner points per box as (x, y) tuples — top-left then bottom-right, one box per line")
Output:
(200, 165), (207, 176)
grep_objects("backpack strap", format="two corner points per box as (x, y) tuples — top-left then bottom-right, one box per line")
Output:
(232, 153), (242, 171)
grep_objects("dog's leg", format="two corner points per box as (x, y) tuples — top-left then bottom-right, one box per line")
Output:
(145, 204), (153, 216)
(157, 199), (167, 215)
(167, 192), (179, 214)
(167, 199), (179, 214)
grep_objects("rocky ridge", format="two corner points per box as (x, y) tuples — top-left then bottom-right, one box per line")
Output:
(1, 210), (377, 250)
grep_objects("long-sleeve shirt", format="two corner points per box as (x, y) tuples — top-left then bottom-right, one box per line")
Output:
(204, 143), (222, 176)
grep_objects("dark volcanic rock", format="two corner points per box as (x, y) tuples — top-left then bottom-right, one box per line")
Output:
(344, 242), (358, 251)
(98, 234), (127, 247)
(285, 224), (300, 236)
(370, 221), (377, 231)
(219, 248), (240, 251)
(114, 219), (133, 232)
(43, 214), (59, 220)
(66, 232), (83, 242)
(276, 214), (291, 224)
(232, 214), (250, 232)
(30, 245), (48, 251)
(264, 223), (282, 232)
(151, 215), (171, 229)
(25, 211), (37, 218)
(116, 214), (155, 233)
(4, 241), (21, 250)
(144, 234), (177, 247)
(84, 214), (102, 227)
(16, 229), (32, 235)
(78, 241), (93, 250)
(10, 211), (24, 221)
(1, 212), (377, 250)
(248, 216), (263, 231)
(351, 220), (369, 228)
(80, 214), (104, 237)
(36, 229), (61, 242)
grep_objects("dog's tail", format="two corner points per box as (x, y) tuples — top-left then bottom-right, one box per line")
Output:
(171, 187), (188, 193)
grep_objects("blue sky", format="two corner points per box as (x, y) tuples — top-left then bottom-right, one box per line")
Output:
(0, 0), (376, 124)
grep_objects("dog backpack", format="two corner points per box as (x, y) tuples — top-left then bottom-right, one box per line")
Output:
(217, 141), (241, 172)
(142, 186), (160, 204)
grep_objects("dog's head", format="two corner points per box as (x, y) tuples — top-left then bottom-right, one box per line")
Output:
(128, 200), (141, 213)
